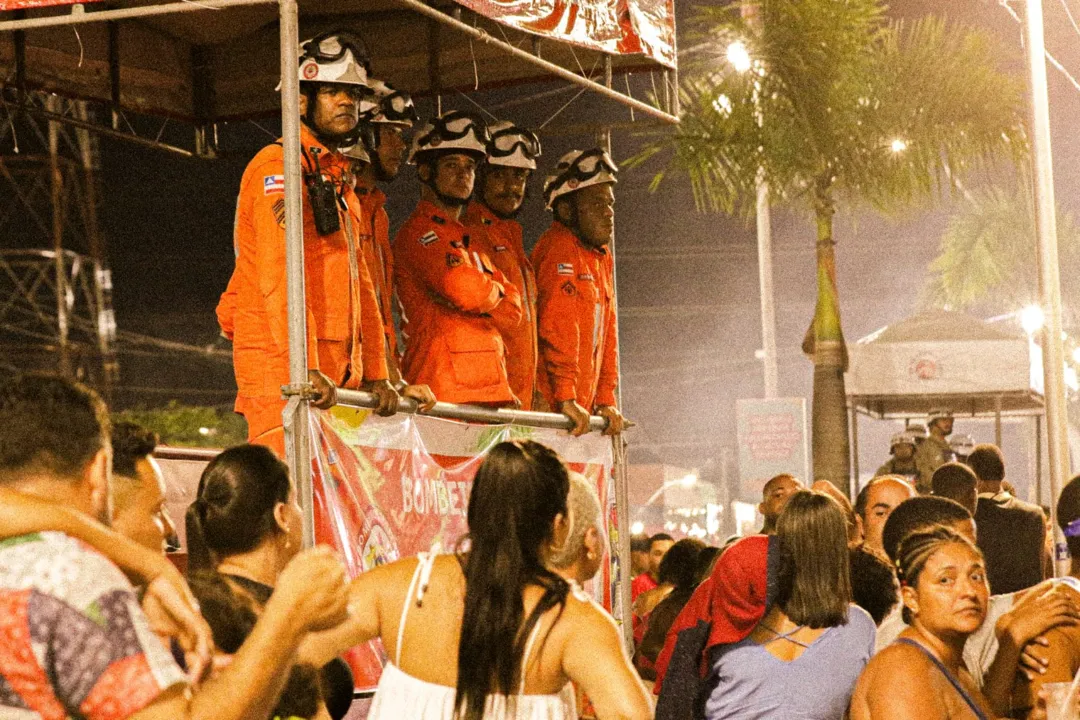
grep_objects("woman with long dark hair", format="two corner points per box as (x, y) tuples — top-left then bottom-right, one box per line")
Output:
(328, 439), (650, 719)
(185, 444), (354, 720)
(704, 490), (876, 720)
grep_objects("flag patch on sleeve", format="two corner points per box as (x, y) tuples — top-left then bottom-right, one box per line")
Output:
(263, 175), (285, 195)
(418, 231), (439, 246)
(557, 263), (574, 275)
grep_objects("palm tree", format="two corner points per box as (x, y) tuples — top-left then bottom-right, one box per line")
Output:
(924, 184), (1080, 325)
(630, 0), (1026, 488)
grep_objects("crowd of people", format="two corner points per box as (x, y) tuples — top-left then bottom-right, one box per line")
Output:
(0, 372), (651, 719)
(621, 436), (1080, 719)
(4, 378), (1080, 720)
(216, 29), (627, 455)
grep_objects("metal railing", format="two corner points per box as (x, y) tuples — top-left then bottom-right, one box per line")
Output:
(335, 388), (611, 433)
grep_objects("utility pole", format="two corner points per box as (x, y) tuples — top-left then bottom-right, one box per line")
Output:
(1024, 0), (1071, 575)
(742, 2), (779, 399)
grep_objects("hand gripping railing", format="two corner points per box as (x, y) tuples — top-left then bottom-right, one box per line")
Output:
(335, 388), (610, 433)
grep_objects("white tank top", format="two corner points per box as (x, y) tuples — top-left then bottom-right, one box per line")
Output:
(366, 553), (576, 720)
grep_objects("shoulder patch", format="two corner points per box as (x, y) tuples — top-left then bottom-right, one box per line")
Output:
(272, 198), (286, 228)
(418, 230), (439, 246)
(557, 262), (574, 276)
(263, 175), (285, 195)
(446, 253), (463, 268)
(577, 272), (594, 281)
(561, 280), (577, 296)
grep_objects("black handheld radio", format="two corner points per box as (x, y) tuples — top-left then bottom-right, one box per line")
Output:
(305, 148), (341, 236)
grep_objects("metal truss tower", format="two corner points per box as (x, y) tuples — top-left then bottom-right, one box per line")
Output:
(0, 92), (118, 394)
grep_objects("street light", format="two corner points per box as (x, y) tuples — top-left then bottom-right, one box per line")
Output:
(727, 41), (752, 73)
(1021, 304), (1045, 335)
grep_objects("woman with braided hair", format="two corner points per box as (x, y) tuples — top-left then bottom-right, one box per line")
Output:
(851, 526), (1073, 719)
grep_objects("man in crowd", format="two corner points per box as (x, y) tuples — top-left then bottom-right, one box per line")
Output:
(464, 121), (541, 409)
(970, 443), (1047, 594)
(854, 475), (915, 558)
(342, 82), (436, 411)
(217, 31), (398, 455)
(914, 408), (956, 492)
(110, 421), (177, 554)
(931, 461), (978, 515)
(757, 473), (802, 534)
(632, 532), (674, 600)
(630, 534), (651, 578)
(394, 111), (523, 405)
(533, 148), (626, 436)
(0, 373), (350, 720)
(874, 431), (917, 480)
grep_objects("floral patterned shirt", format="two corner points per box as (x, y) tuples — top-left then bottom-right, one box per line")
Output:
(0, 532), (187, 719)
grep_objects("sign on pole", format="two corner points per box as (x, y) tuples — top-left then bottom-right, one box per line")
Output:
(736, 398), (809, 498)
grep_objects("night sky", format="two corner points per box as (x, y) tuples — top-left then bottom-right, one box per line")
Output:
(15, 0), (1080, 500)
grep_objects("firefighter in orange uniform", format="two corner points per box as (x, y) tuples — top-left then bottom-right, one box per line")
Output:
(463, 121), (541, 409)
(341, 82), (436, 411)
(393, 111), (523, 406)
(533, 149), (627, 436)
(216, 31), (399, 455)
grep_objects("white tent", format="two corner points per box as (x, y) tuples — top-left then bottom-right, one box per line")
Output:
(846, 309), (1044, 419)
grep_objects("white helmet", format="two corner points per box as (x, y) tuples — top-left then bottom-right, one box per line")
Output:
(890, 432), (915, 452)
(950, 434), (976, 457)
(339, 122), (376, 163)
(486, 120), (541, 170)
(408, 111), (489, 164)
(928, 408), (954, 423)
(369, 80), (419, 127)
(297, 31), (373, 88)
(543, 148), (618, 210)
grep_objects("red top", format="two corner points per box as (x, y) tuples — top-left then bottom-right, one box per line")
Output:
(631, 572), (658, 600)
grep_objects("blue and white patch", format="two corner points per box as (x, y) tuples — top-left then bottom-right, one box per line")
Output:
(418, 230), (439, 246)
(557, 262), (574, 276)
(263, 175), (285, 195)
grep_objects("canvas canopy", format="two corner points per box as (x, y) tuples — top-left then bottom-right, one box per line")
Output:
(0, 0), (676, 127)
(846, 309), (1045, 418)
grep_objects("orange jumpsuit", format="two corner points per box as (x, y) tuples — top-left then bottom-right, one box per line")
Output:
(216, 125), (389, 449)
(393, 200), (523, 405)
(350, 183), (399, 376)
(531, 221), (619, 411)
(463, 201), (538, 410)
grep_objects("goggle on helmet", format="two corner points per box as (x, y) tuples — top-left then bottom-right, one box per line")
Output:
(339, 122), (377, 163)
(408, 111), (490, 164)
(543, 148), (618, 210)
(367, 80), (419, 127)
(296, 31), (373, 89)
(486, 121), (541, 170)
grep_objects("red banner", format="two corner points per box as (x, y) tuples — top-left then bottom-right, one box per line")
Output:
(310, 407), (619, 691)
(453, 0), (676, 68)
(0, 0), (101, 8)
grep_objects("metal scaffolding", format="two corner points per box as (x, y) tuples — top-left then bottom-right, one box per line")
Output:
(0, 92), (117, 389)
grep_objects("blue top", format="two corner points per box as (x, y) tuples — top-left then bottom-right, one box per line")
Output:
(704, 605), (876, 720)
